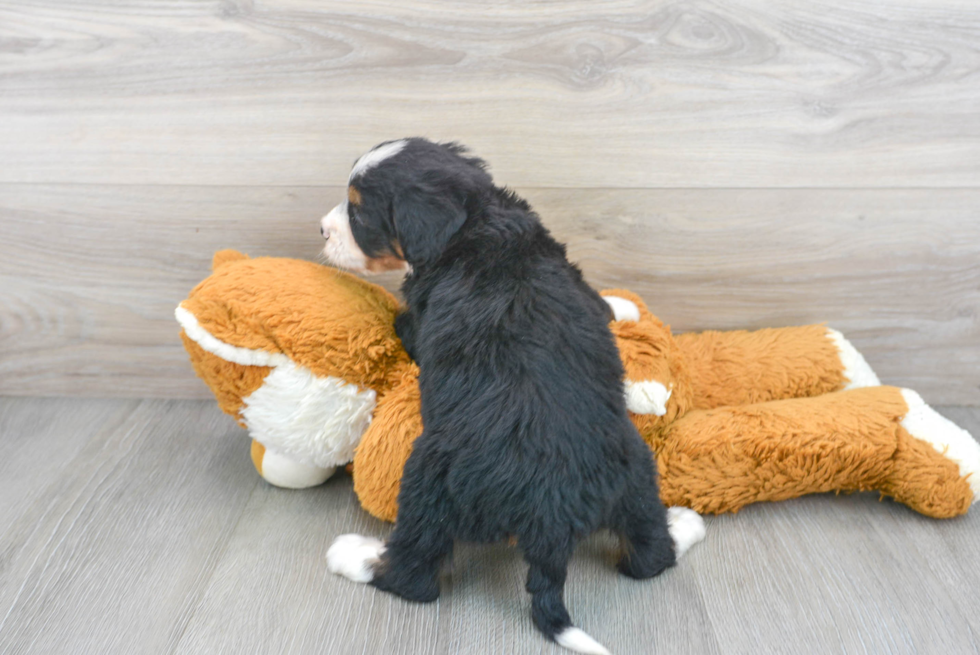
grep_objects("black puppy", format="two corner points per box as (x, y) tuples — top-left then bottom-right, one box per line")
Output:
(323, 139), (703, 655)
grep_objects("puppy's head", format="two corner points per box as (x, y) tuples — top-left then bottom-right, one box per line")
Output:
(320, 138), (492, 274)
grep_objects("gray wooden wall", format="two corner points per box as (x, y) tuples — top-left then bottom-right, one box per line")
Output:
(2, 1), (978, 404)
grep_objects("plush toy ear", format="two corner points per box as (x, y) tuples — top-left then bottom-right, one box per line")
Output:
(212, 249), (249, 270)
(393, 186), (467, 266)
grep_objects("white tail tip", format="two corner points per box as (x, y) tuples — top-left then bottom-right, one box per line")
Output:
(555, 627), (612, 655)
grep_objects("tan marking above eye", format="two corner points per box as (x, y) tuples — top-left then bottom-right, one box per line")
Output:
(366, 255), (406, 273)
(348, 186), (362, 206)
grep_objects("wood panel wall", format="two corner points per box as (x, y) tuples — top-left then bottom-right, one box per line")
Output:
(1, 1), (978, 403)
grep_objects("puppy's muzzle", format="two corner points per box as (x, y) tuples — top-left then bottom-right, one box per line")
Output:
(320, 201), (410, 275)
(320, 202), (370, 272)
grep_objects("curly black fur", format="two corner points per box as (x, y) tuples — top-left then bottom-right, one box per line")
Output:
(345, 138), (676, 643)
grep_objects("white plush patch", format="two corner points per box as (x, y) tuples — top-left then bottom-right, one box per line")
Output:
(350, 139), (408, 180)
(321, 201), (370, 273)
(827, 328), (880, 389)
(900, 389), (980, 502)
(177, 305), (377, 469)
(625, 380), (672, 416)
(327, 534), (386, 583)
(260, 448), (336, 489)
(175, 305), (289, 368)
(241, 361), (376, 469)
(554, 627), (611, 655)
(667, 507), (706, 558)
(603, 295), (640, 322)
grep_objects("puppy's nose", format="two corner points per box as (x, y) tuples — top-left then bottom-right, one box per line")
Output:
(320, 225), (328, 239)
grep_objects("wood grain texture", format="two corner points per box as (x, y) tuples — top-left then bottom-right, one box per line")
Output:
(0, 398), (978, 654)
(1, 1), (979, 187)
(0, 398), (125, 537)
(2, 184), (977, 404)
(693, 495), (980, 655)
(0, 399), (256, 655)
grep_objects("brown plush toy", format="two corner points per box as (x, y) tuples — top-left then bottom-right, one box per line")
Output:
(178, 251), (980, 522)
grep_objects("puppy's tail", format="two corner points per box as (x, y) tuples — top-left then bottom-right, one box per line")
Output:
(553, 626), (612, 655)
(533, 593), (611, 655)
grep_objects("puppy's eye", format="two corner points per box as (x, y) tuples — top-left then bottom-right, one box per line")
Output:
(349, 205), (361, 224)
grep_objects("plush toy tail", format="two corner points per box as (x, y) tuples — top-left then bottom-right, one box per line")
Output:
(212, 249), (249, 270)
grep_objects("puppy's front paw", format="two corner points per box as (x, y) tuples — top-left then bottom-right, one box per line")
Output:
(667, 507), (705, 559)
(327, 533), (386, 583)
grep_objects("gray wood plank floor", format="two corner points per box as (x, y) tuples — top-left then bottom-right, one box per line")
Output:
(1, 397), (978, 655)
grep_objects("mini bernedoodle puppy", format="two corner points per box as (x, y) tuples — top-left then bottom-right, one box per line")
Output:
(321, 138), (705, 655)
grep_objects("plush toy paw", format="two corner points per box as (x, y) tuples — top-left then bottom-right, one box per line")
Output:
(602, 294), (676, 416)
(603, 295), (641, 322)
(899, 389), (980, 501)
(667, 507), (706, 558)
(327, 534), (386, 583)
(827, 328), (880, 389)
(625, 380), (673, 416)
(251, 440), (336, 489)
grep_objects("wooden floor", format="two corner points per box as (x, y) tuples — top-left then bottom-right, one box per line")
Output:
(1, 397), (978, 655)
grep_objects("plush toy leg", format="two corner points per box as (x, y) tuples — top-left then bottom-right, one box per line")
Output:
(884, 389), (980, 517)
(674, 324), (878, 410)
(657, 386), (978, 518)
(351, 370), (424, 522)
(250, 439), (336, 489)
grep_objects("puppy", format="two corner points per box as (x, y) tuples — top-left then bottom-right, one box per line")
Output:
(322, 139), (704, 655)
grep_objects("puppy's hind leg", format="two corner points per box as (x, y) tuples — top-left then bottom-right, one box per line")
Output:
(370, 442), (454, 603)
(328, 439), (452, 601)
(611, 459), (678, 580)
(370, 520), (452, 603)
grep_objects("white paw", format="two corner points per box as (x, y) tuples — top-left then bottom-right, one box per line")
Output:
(624, 379), (672, 416)
(827, 328), (880, 389)
(326, 534), (386, 583)
(603, 296), (640, 322)
(667, 507), (705, 558)
(900, 389), (980, 501)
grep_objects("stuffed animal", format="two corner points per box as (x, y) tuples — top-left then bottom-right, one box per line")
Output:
(177, 251), (980, 521)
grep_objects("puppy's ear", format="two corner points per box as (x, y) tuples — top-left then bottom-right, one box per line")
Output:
(393, 186), (467, 265)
